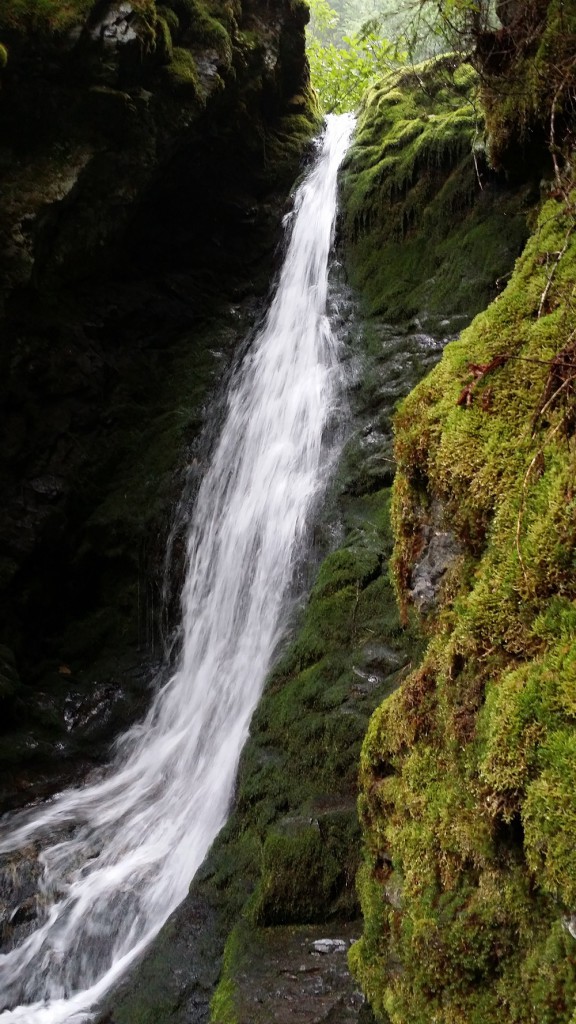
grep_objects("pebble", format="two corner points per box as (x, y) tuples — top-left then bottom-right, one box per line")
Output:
(311, 938), (347, 954)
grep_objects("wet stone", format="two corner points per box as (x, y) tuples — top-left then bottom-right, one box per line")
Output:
(409, 500), (462, 614)
(232, 922), (367, 1023)
(0, 847), (44, 952)
(311, 938), (348, 954)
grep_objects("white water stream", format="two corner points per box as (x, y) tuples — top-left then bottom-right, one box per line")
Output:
(0, 113), (355, 1023)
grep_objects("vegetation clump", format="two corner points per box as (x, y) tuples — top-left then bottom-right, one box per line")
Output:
(403, 0), (576, 177)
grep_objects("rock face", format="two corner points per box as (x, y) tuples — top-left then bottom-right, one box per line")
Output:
(341, 56), (533, 334)
(407, 500), (462, 615)
(0, 0), (312, 305)
(0, 0), (317, 803)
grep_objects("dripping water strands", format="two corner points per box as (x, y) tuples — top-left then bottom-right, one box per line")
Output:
(0, 112), (356, 1024)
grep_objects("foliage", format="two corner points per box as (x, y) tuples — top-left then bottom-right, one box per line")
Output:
(310, 0), (447, 61)
(306, 0), (405, 113)
(412, 0), (496, 49)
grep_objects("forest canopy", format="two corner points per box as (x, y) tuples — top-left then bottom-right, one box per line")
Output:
(305, 0), (522, 114)
(304, 0), (473, 112)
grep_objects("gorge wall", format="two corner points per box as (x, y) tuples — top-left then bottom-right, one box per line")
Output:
(0, 0), (317, 806)
(347, 3), (576, 1023)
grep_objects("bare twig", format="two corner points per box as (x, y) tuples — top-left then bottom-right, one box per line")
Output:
(472, 146), (484, 191)
(537, 229), (574, 318)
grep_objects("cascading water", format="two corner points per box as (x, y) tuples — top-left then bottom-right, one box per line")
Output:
(0, 112), (355, 1024)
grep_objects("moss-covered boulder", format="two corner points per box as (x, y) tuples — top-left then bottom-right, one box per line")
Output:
(341, 55), (533, 331)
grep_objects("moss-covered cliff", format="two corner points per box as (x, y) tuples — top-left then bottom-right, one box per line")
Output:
(341, 54), (533, 332)
(353, 180), (576, 1024)
(350, 3), (576, 1022)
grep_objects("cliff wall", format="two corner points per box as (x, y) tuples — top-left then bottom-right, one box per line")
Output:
(349, 3), (576, 1021)
(0, 0), (317, 803)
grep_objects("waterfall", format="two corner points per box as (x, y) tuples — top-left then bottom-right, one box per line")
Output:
(0, 112), (355, 1024)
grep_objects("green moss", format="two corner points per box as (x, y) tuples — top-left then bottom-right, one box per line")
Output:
(154, 13), (173, 61)
(157, 3), (179, 36)
(162, 0), (233, 58)
(478, 0), (576, 172)
(353, 183), (576, 1021)
(260, 104), (322, 184)
(250, 821), (345, 925)
(0, 0), (155, 32)
(164, 45), (201, 92)
(210, 925), (243, 1024)
(342, 55), (532, 329)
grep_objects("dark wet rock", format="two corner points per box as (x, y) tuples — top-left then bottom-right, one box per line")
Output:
(351, 643), (407, 695)
(0, 0), (318, 801)
(408, 500), (462, 614)
(98, 887), (225, 1024)
(223, 922), (366, 1024)
(0, 656), (154, 811)
(0, 846), (44, 952)
(0, 646), (20, 701)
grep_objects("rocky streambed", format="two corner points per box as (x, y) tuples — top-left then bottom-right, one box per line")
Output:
(94, 293), (461, 1024)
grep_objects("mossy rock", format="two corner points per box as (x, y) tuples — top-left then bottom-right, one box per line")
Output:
(341, 55), (533, 330)
(164, 45), (201, 93)
(477, 0), (576, 173)
(353, 181), (576, 1022)
(250, 818), (350, 925)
